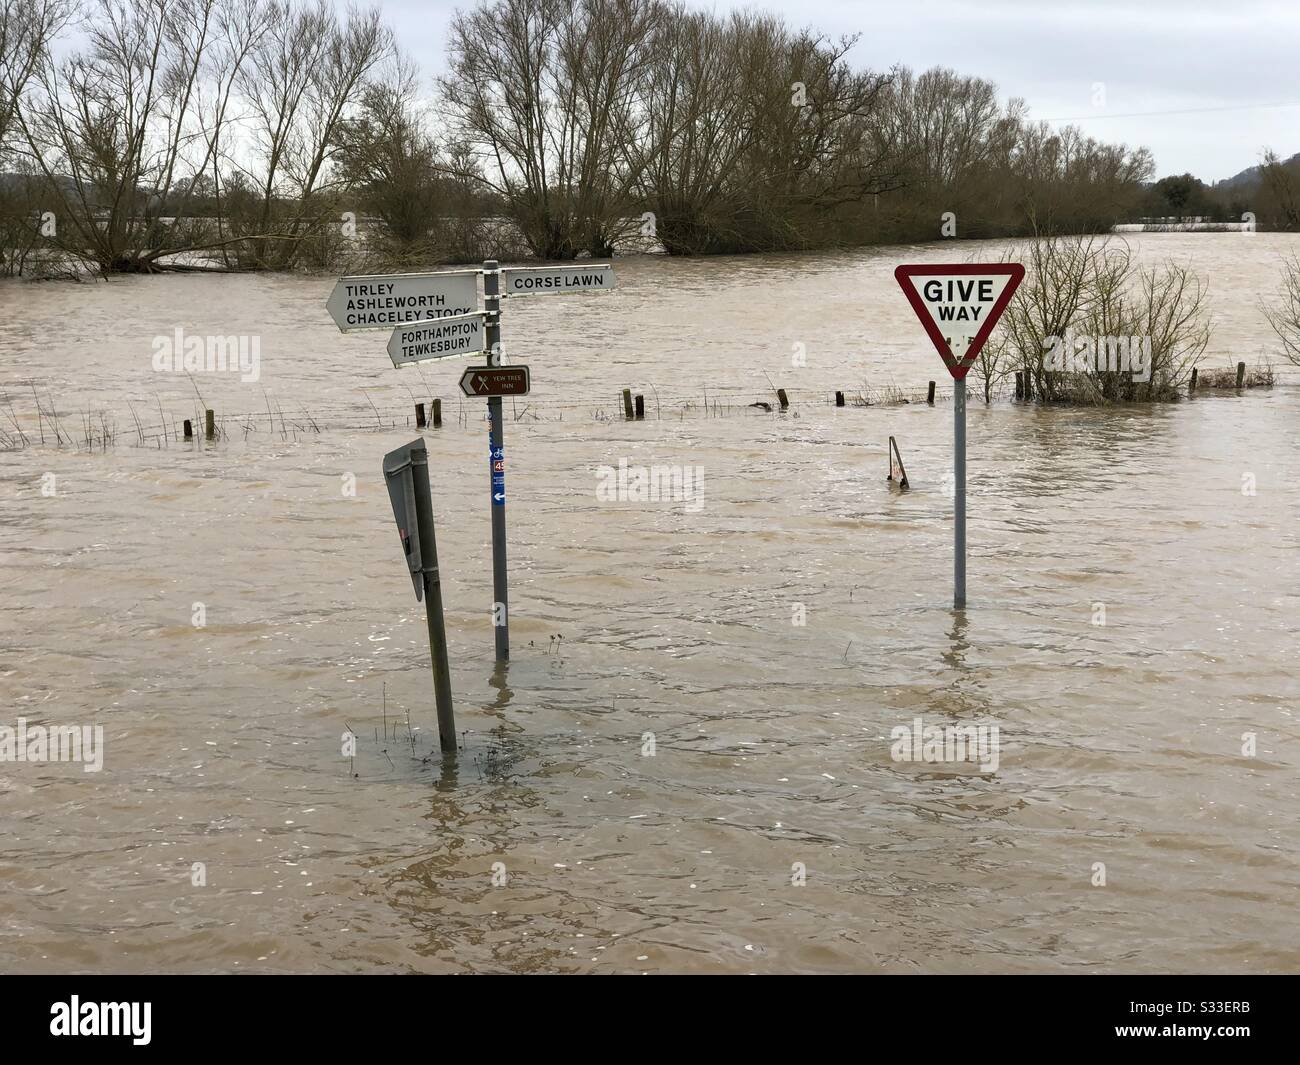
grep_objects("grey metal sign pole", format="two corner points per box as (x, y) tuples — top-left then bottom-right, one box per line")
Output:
(954, 377), (967, 609)
(892, 262), (1024, 612)
(484, 260), (509, 661)
(383, 440), (456, 754)
(411, 444), (458, 751)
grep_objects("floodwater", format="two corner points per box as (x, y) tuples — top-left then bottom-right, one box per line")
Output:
(0, 234), (1297, 974)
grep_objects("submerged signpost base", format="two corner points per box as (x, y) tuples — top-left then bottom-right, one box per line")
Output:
(383, 440), (456, 755)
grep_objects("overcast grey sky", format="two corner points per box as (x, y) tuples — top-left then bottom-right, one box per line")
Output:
(382, 0), (1300, 182)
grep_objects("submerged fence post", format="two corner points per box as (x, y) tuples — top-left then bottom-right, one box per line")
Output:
(204, 409), (215, 440)
(634, 394), (645, 419)
(835, 391), (845, 407)
(1236, 362), (1246, 389)
(622, 389), (634, 420)
(183, 419), (193, 440)
(927, 381), (936, 405)
(416, 402), (426, 428)
(1189, 368), (1198, 395)
(432, 398), (442, 428)
(777, 388), (789, 410)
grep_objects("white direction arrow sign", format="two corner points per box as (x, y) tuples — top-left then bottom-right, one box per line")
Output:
(501, 263), (614, 297)
(326, 269), (479, 332)
(388, 312), (487, 367)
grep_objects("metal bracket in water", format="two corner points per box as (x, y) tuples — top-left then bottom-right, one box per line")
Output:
(888, 436), (910, 491)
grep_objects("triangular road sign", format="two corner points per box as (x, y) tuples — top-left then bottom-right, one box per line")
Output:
(894, 263), (1025, 380)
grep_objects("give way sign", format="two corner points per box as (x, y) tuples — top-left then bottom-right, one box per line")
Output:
(894, 263), (1025, 379)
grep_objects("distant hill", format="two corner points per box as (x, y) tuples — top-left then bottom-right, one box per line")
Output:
(1215, 152), (1300, 190)
(1, 171), (75, 189)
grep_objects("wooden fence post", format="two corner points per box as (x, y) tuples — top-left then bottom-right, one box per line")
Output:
(432, 398), (442, 427)
(835, 391), (845, 407)
(622, 389), (634, 419)
(205, 409), (215, 440)
(927, 381), (935, 405)
(1236, 362), (1246, 389)
(777, 388), (789, 410)
(416, 402), (426, 428)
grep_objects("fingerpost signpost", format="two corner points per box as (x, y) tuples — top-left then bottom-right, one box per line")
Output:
(326, 270), (478, 332)
(459, 365), (530, 398)
(894, 263), (1024, 609)
(480, 261), (614, 660)
(327, 259), (615, 675)
(387, 311), (487, 367)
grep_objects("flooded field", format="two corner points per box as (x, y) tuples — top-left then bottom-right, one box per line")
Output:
(1, 234), (1297, 973)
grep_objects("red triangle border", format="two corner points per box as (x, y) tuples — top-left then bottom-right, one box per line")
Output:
(894, 263), (1026, 380)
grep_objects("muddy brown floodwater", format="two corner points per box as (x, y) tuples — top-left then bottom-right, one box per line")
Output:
(0, 234), (1297, 973)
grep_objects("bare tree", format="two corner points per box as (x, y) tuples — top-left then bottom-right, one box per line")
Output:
(6, 0), (304, 272)
(196, 0), (276, 266)
(1128, 262), (1210, 397)
(1, 0), (71, 149)
(627, 8), (757, 254)
(2, 0), (1167, 273)
(627, 10), (898, 254)
(10, 0), (221, 271)
(442, 0), (656, 259)
(0, 0), (70, 274)
(229, 1), (390, 269)
(993, 235), (1128, 401)
(1262, 253), (1300, 364)
(1259, 150), (1300, 230)
(867, 65), (1151, 242)
(335, 55), (442, 261)
(992, 234), (1208, 404)
(735, 24), (899, 250)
